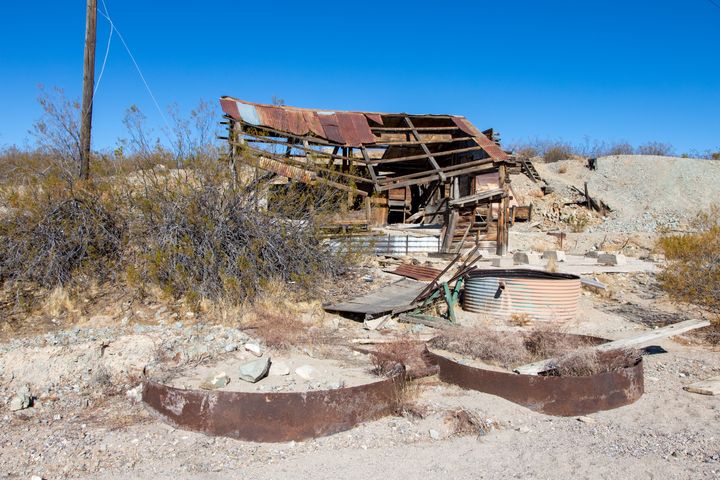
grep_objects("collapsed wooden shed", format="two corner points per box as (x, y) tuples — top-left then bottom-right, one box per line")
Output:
(220, 97), (512, 254)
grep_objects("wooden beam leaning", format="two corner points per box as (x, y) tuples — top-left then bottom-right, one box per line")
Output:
(404, 116), (445, 182)
(369, 146), (486, 166)
(514, 318), (712, 376)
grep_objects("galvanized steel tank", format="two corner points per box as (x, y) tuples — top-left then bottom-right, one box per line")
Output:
(463, 269), (581, 322)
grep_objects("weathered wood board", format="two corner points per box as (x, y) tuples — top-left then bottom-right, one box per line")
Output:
(323, 278), (426, 316)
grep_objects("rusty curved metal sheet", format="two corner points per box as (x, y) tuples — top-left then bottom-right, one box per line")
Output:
(427, 348), (644, 416)
(463, 269), (581, 322)
(142, 370), (404, 442)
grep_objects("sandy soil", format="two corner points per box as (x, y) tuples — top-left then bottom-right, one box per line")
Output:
(1, 270), (719, 480)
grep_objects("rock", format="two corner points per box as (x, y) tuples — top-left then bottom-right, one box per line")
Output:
(513, 251), (541, 265)
(9, 386), (31, 411)
(238, 358), (271, 383)
(542, 250), (566, 262)
(244, 342), (263, 357)
(429, 429), (441, 440)
(597, 252), (627, 266)
(362, 275), (374, 282)
(125, 385), (143, 403)
(491, 256), (514, 268)
(327, 379), (346, 390)
(363, 316), (389, 330)
(31, 476), (44, 480)
(576, 416), (596, 424)
(269, 361), (291, 376)
(224, 343), (238, 353)
(295, 365), (317, 381)
(516, 426), (531, 433)
(199, 372), (231, 390)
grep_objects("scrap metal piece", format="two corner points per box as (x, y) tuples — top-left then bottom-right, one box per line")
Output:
(388, 264), (443, 282)
(143, 369), (404, 442)
(427, 348), (644, 416)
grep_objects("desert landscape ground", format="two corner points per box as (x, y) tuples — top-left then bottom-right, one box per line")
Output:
(1, 150), (719, 479)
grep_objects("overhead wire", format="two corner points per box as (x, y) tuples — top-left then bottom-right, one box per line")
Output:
(97, 0), (172, 137)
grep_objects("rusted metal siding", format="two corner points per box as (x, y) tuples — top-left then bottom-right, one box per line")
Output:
(428, 347), (644, 416)
(463, 269), (581, 321)
(142, 370), (404, 442)
(389, 264), (443, 282)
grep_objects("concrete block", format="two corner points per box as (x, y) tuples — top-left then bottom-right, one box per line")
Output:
(597, 253), (627, 266)
(584, 250), (599, 258)
(542, 250), (566, 262)
(513, 251), (541, 265)
(491, 256), (515, 268)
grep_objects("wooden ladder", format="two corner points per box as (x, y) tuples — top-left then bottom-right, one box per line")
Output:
(520, 158), (543, 183)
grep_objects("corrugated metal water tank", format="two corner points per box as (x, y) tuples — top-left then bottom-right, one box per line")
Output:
(463, 269), (581, 322)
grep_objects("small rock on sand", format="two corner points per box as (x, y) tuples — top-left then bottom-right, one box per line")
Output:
(199, 372), (231, 390)
(295, 365), (317, 381)
(238, 358), (271, 383)
(244, 342), (263, 357)
(9, 386), (32, 412)
(269, 361), (291, 376)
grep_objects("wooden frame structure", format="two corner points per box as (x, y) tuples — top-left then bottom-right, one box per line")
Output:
(220, 97), (511, 254)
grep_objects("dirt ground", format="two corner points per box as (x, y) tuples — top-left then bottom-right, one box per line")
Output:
(1, 260), (719, 480)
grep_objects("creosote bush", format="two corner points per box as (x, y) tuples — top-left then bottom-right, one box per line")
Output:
(0, 154), (355, 313)
(657, 206), (720, 343)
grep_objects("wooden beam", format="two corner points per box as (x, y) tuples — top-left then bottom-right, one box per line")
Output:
(404, 116), (445, 182)
(377, 158), (496, 185)
(514, 319), (712, 376)
(370, 145), (486, 166)
(371, 126), (460, 132)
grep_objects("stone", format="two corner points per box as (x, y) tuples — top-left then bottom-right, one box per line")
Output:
(244, 342), (263, 357)
(597, 253), (627, 266)
(363, 316), (389, 330)
(542, 250), (566, 262)
(513, 251), (541, 265)
(429, 429), (441, 440)
(269, 361), (291, 376)
(199, 372), (231, 390)
(491, 256), (514, 268)
(295, 365), (317, 381)
(238, 358), (271, 383)
(224, 343), (238, 353)
(9, 386), (31, 412)
(126, 385), (143, 403)
(576, 416), (596, 424)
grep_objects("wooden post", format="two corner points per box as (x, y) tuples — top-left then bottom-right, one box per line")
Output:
(79, 0), (97, 180)
(496, 164), (508, 256)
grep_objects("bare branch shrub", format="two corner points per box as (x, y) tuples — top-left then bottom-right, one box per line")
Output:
(637, 141), (675, 156)
(445, 408), (499, 438)
(551, 348), (640, 377)
(30, 86), (83, 180)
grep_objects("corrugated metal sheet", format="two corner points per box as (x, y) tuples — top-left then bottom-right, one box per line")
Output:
(463, 269), (580, 321)
(330, 234), (441, 256)
(389, 264), (443, 281)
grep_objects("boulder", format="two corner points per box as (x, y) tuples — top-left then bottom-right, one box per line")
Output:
(238, 358), (271, 383)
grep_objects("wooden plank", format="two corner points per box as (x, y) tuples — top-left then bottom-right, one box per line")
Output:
(404, 117), (445, 182)
(377, 158), (495, 186)
(371, 126), (459, 133)
(683, 376), (720, 396)
(323, 278), (427, 316)
(514, 319), (712, 375)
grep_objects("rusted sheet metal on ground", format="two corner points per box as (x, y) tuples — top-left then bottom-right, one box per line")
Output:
(463, 268), (581, 322)
(427, 349), (644, 416)
(143, 371), (404, 442)
(388, 264), (443, 282)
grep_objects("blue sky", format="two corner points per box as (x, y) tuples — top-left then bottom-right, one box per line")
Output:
(1, 0), (719, 153)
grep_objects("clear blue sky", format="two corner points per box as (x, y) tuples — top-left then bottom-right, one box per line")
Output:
(1, 0), (719, 153)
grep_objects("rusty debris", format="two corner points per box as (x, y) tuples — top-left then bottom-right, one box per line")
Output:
(427, 348), (644, 416)
(387, 264), (443, 282)
(142, 369), (405, 442)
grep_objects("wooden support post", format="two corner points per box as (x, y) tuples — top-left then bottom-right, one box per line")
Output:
(79, 0), (97, 180)
(496, 164), (509, 256)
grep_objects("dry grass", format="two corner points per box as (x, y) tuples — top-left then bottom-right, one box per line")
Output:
(429, 326), (598, 371)
(43, 286), (76, 317)
(558, 164), (568, 174)
(509, 313), (532, 327)
(445, 408), (499, 438)
(545, 257), (558, 273)
(551, 348), (640, 376)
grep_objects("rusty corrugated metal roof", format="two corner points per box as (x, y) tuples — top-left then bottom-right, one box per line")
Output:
(220, 97), (508, 160)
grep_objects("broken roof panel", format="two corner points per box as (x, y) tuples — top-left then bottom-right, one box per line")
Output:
(220, 96), (508, 160)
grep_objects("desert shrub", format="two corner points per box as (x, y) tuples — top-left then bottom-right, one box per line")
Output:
(637, 141), (675, 156)
(445, 408), (499, 437)
(124, 161), (353, 305)
(0, 178), (125, 288)
(606, 142), (634, 156)
(566, 211), (591, 233)
(543, 144), (573, 163)
(712, 152), (720, 161)
(657, 206), (720, 341)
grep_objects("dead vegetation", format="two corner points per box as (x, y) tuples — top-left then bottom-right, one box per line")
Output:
(445, 408), (499, 438)
(430, 326), (640, 376)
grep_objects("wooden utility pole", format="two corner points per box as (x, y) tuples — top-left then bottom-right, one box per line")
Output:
(79, 0), (97, 180)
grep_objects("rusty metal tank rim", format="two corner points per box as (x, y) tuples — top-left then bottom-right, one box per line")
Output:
(426, 346), (644, 416)
(141, 367), (405, 443)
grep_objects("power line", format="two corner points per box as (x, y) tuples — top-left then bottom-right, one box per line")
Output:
(97, 0), (172, 137)
(93, 2), (113, 96)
